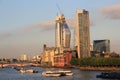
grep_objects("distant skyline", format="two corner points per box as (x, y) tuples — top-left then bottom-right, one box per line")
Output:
(0, 0), (120, 58)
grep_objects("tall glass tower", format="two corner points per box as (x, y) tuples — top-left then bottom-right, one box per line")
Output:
(55, 14), (71, 52)
(76, 9), (90, 58)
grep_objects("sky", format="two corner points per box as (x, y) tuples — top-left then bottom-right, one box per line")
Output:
(0, 0), (120, 58)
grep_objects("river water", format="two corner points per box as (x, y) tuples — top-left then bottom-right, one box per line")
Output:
(0, 66), (111, 80)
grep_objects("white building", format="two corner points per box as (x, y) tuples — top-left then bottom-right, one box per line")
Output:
(32, 55), (41, 62)
(21, 54), (28, 61)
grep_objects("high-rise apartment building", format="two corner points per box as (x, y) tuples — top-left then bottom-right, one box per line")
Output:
(75, 9), (90, 58)
(55, 14), (71, 53)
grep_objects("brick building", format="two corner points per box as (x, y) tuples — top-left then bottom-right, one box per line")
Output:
(54, 52), (72, 67)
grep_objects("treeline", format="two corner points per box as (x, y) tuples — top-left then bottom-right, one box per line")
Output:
(70, 57), (120, 67)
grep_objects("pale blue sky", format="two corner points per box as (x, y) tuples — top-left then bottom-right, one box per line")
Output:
(0, 0), (120, 58)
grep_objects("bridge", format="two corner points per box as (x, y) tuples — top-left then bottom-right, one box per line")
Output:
(0, 63), (41, 68)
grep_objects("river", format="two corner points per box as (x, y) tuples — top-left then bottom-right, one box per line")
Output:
(0, 66), (111, 80)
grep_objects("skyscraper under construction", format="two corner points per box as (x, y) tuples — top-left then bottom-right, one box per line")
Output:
(75, 9), (90, 58)
(55, 14), (71, 53)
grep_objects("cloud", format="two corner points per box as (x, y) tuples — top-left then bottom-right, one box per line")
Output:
(20, 18), (76, 32)
(20, 21), (55, 32)
(0, 18), (76, 41)
(100, 4), (120, 19)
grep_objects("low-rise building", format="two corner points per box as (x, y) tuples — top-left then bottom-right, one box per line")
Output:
(32, 55), (41, 63)
(41, 45), (59, 66)
(41, 44), (72, 67)
(54, 51), (72, 67)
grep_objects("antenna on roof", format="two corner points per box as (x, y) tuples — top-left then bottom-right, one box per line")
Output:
(56, 4), (62, 14)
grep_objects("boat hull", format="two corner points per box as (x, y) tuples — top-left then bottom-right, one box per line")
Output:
(42, 70), (73, 77)
(96, 72), (120, 79)
(42, 71), (61, 77)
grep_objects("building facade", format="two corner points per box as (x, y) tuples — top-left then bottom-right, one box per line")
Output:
(93, 39), (110, 53)
(42, 45), (72, 67)
(21, 54), (28, 61)
(55, 14), (71, 53)
(75, 9), (90, 58)
(54, 51), (72, 67)
(41, 46), (58, 66)
(32, 55), (41, 63)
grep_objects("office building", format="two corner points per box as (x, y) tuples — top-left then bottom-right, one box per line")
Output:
(93, 39), (110, 53)
(75, 9), (90, 58)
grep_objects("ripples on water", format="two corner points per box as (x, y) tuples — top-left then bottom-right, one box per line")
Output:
(0, 66), (109, 80)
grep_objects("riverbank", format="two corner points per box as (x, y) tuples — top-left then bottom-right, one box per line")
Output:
(72, 66), (120, 71)
(39, 65), (120, 71)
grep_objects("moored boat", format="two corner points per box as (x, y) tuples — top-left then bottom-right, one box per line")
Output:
(19, 68), (38, 73)
(42, 70), (73, 77)
(58, 70), (73, 76)
(96, 72), (120, 79)
(42, 71), (61, 77)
